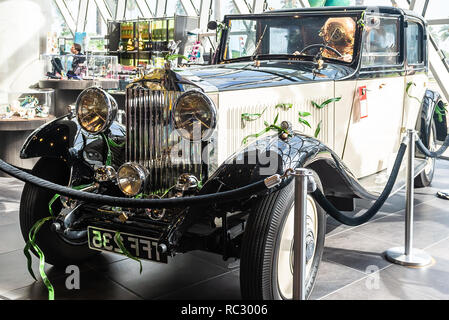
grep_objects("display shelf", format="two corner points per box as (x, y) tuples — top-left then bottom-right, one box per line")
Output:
(39, 79), (119, 90)
(107, 16), (199, 67)
(41, 54), (119, 80)
(0, 115), (55, 131)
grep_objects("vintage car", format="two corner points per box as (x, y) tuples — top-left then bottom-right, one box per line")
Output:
(19, 6), (447, 300)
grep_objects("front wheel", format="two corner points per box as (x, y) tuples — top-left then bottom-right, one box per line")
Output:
(19, 158), (99, 267)
(240, 170), (326, 300)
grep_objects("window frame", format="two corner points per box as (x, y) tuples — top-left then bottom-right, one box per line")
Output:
(360, 14), (405, 72)
(405, 18), (427, 69)
(217, 11), (364, 69)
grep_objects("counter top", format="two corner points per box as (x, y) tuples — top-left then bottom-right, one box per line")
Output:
(0, 116), (55, 131)
(39, 79), (119, 90)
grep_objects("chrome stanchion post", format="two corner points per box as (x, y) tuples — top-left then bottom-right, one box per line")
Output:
(385, 129), (432, 267)
(293, 169), (316, 300)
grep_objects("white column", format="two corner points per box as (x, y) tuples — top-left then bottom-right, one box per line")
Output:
(233, 0), (250, 14)
(214, 0), (222, 21)
(116, 0), (127, 20)
(199, 0), (212, 31)
(252, 0), (264, 13)
(180, 0), (197, 16)
(76, 0), (89, 32)
(136, 0), (153, 18)
(53, 0), (76, 35)
(156, 0), (167, 17)
(93, 0), (113, 23)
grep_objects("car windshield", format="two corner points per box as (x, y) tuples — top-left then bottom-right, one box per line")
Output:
(222, 14), (359, 64)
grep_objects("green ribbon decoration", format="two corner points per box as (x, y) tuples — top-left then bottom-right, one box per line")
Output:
(114, 232), (143, 274)
(101, 133), (126, 166)
(24, 183), (96, 300)
(48, 194), (61, 216)
(23, 217), (55, 300)
(102, 133), (113, 166)
(48, 184), (94, 216)
(107, 137), (125, 148)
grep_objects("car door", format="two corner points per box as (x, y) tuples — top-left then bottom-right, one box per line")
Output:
(342, 15), (406, 179)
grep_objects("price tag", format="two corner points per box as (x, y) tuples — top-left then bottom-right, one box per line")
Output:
(358, 86), (368, 119)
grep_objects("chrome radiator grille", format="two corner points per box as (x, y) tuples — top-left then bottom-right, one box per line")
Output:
(125, 86), (203, 195)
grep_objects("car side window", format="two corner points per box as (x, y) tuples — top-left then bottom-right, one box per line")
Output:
(406, 22), (424, 65)
(361, 17), (400, 67)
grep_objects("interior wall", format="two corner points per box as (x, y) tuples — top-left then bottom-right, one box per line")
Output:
(0, 0), (55, 103)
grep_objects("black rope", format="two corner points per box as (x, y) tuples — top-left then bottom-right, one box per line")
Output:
(312, 143), (407, 227)
(0, 159), (270, 209)
(416, 133), (449, 159)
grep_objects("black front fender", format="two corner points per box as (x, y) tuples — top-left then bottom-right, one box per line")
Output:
(20, 114), (79, 160)
(20, 114), (126, 164)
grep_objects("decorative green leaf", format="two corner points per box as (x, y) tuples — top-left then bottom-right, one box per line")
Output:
(166, 54), (189, 62)
(314, 120), (323, 138)
(241, 107), (267, 125)
(271, 124), (285, 133)
(298, 117), (311, 129)
(312, 97), (342, 110)
(406, 81), (415, 93)
(242, 127), (271, 145)
(357, 11), (366, 29)
(241, 104), (293, 145)
(405, 82), (422, 104)
(298, 111), (311, 118)
(311, 101), (321, 109)
(275, 103), (293, 110)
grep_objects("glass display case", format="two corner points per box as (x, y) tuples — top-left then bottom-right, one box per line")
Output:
(41, 54), (119, 80)
(1, 89), (55, 119)
(107, 16), (198, 67)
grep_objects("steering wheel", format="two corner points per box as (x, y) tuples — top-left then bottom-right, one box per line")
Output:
(299, 44), (343, 58)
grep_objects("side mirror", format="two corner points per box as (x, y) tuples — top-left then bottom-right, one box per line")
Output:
(207, 21), (218, 31)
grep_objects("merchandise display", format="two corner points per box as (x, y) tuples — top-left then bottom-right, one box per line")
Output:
(107, 16), (199, 67)
(184, 30), (205, 64)
(41, 54), (118, 80)
(1, 90), (54, 120)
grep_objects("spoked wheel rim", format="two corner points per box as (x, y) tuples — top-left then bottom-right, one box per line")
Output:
(276, 195), (318, 299)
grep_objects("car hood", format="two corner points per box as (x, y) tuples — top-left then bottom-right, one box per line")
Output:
(176, 60), (355, 93)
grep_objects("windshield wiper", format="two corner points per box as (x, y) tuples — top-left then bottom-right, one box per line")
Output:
(250, 25), (268, 61)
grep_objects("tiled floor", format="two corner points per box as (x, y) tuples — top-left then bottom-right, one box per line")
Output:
(0, 160), (448, 300)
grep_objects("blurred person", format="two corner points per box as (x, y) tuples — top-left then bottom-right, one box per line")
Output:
(68, 43), (86, 79)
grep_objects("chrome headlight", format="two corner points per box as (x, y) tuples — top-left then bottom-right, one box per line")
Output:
(173, 91), (217, 141)
(117, 163), (148, 197)
(76, 87), (117, 134)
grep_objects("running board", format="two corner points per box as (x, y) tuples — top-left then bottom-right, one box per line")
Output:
(358, 158), (428, 198)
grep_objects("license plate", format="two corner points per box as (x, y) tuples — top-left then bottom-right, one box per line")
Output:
(87, 226), (168, 264)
